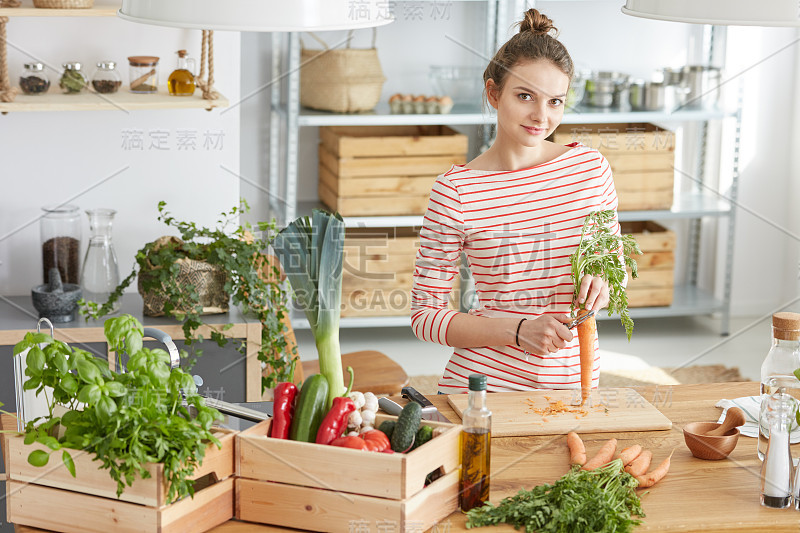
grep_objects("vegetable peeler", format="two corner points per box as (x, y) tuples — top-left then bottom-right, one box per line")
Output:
(567, 309), (597, 329)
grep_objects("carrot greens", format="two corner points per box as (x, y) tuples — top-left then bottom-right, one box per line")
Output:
(569, 210), (641, 340)
(465, 459), (644, 533)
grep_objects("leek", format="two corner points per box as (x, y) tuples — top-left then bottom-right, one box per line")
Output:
(272, 209), (346, 406)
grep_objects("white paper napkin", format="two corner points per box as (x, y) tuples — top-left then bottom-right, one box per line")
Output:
(716, 396), (800, 444)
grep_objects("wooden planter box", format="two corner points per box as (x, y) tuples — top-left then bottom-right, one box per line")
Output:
(236, 415), (461, 533)
(553, 123), (675, 211)
(341, 227), (460, 318)
(318, 125), (468, 216)
(5, 428), (236, 533)
(622, 221), (677, 307)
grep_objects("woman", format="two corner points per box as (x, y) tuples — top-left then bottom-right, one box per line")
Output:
(410, 8), (621, 394)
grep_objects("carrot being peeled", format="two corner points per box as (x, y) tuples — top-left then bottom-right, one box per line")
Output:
(582, 437), (617, 470)
(625, 449), (652, 478)
(636, 450), (674, 488)
(577, 308), (596, 406)
(618, 444), (642, 466)
(566, 431), (586, 466)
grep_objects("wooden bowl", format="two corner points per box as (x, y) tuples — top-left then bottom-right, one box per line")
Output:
(683, 422), (740, 460)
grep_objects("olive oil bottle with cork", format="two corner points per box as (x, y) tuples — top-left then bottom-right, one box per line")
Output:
(459, 373), (492, 511)
(168, 50), (196, 96)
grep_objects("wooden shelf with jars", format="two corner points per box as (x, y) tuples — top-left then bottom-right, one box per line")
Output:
(0, 1), (228, 112)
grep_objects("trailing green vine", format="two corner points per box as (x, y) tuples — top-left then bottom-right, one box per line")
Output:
(80, 200), (296, 390)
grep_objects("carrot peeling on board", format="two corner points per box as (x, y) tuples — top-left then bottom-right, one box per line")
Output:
(635, 449), (674, 488)
(625, 449), (652, 478)
(618, 444), (642, 466)
(582, 438), (617, 470)
(576, 308), (596, 406)
(566, 431), (586, 466)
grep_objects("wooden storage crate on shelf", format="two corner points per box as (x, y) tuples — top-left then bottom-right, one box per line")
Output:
(342, 227), (460, 318)
(553, 123), (675, 211)
(236, 414), (461, 533)
(318, 125), (468, 216)
(622, 221), (677, 307)
(5, 428), (236, 533)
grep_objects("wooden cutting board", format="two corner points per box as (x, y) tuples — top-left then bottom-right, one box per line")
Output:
(446, 388), (672, 437)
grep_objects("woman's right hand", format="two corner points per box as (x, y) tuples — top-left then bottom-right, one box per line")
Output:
(518, 314), (573, 355)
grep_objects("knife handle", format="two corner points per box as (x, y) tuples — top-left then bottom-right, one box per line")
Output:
(401, 386), (434, 408)
(378, 397), (404, 416)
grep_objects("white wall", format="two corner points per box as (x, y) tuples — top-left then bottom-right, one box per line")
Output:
(0, 17), (240, 296)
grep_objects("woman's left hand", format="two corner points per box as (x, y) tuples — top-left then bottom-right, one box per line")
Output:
(576, 275), (610, 312)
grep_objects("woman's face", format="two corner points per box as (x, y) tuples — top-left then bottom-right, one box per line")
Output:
(487, 58), (570, 148)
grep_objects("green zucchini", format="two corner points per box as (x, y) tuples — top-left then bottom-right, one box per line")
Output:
(378, 420), (396, 440)
(411, 425), (434, 450)
(390, 402), (422, 452)
(288, 374), (329, 442)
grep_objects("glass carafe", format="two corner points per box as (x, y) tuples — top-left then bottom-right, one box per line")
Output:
(760, 391), (796, 508)
(168, 49), (196, 96)
(80, 209), (121, 313)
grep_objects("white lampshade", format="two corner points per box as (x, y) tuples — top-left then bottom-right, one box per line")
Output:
(118, 0), (394, 31)
(622, 0), (800, 27)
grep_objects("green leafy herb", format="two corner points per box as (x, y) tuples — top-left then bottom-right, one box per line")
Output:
(79, 200), (296, 390)
(11, 315), (222, 504)
(570, 210), (642, 339)
(466, 459), (644, 533)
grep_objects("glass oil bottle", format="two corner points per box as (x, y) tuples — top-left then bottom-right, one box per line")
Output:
(460, 373), (492, 511)
(168, 50), (196, 96)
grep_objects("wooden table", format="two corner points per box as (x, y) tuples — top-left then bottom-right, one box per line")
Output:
(8, 382), (798, 532)
(209, 382), (799, 533)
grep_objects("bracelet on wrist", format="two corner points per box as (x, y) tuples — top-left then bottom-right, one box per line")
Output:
(515, 318), (527, 347)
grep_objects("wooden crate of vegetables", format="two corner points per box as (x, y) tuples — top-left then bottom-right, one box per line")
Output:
(6, 429), (235, 533)
(318, 125), (468, 216)
(622, 221), (676, 307)
(236, 383), (462, 533)
(552, 123), (675, 211)
(342, 226), (460, 318)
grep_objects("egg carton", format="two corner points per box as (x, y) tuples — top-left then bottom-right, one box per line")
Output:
(388, 93), (454, 114)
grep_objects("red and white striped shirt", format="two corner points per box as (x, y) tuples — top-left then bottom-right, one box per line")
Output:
(410, 143), (621, 394)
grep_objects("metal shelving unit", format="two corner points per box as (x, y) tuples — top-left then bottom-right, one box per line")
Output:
(270, 4), (740, 334)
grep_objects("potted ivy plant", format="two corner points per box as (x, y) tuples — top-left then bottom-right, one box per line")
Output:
(81, 200), (296, 391)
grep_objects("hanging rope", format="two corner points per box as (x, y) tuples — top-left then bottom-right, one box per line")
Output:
(196, 29), (219, 100)
(0, 16), (19, 103)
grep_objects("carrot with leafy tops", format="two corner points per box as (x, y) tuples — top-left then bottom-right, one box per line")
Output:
(566, 431), (586, 466)
(582, 438), (617, 470)
(570, 211), (641, 406)
(636, 450), (674, 488)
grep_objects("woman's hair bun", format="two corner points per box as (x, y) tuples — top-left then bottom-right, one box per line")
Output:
(518, 8), (557, 36)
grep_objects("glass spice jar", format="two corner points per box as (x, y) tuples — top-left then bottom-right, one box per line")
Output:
(41, 205), (82, 285)
(59, 62), (88, 94)
(91, 61), (122, 94)
(19, 62), (50, 95)
(128, 56), (159, 94)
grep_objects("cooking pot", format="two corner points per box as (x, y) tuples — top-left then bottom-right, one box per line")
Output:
(584, 71), (630, 109)
(681, 65), (722, 109)
(629, 80), (666, 111)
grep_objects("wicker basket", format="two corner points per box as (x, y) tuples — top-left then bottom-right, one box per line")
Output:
(33, 0), (93, 8)
(300, 30), (385, 113)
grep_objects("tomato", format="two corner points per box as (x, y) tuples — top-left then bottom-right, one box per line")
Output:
(330, 436), (368, 450)
(362, 429), (390, 452)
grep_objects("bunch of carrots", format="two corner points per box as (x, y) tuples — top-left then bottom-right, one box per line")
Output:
(567, 431), (672, 488)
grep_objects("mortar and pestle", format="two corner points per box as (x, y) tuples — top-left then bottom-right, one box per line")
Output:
(31, 268), (82, 323)
(683, 407), (746, 460)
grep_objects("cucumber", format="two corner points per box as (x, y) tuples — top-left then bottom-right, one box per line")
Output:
(390, 402), (422, 452)
(378, 420), (396, 440)
(288, 374), (329, 442)
(411, 425), (434, 450)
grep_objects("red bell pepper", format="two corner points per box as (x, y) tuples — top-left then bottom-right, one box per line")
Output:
(316, 396), (356, 445)
(270, 382), (298, 439)
(330, 435), (368, 450)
